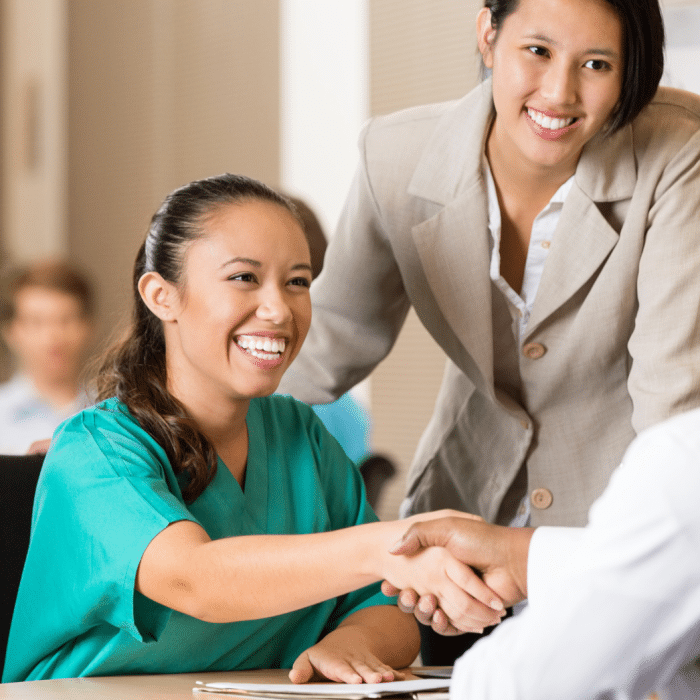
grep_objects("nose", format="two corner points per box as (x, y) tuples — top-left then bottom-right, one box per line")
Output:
(541, 60), (578, 106)
(255, 285), (292, 325)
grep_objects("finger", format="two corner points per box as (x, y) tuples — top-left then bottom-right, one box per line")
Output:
(430, 608), (462, 636)
(350, 660), (395, 684)
(397, 589), (419, 613)
(415, 594), (438, 625)
(321, 660), (363, 685)
(289, 652), (315, 684)
(381, 580), (401, 597)
(445, 559), (505, 614)
(436, 577), (504, 630)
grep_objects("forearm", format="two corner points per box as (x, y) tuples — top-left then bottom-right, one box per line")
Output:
(137, 518), (409, 623)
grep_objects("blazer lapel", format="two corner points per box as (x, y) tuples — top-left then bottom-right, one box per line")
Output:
(525, 124), (637, 339)
(412, 186), (495, 394)
(408, 81), (497, 394)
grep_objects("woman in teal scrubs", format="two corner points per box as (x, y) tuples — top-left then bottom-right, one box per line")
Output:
(3, 174), (503, 683)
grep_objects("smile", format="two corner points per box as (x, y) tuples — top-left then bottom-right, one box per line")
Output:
(527, 108), (577, 131)
(235, 334), (286, 361)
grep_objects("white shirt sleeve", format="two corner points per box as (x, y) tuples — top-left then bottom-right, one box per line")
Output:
(450, 409), (700, 700)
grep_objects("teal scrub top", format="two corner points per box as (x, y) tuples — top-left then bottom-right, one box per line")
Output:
(3, 395), (393, 682)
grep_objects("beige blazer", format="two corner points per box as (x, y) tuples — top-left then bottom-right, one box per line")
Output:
(280, 81), (700, 527)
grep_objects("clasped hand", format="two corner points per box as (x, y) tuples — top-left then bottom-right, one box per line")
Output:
(382, 516), (533, 635)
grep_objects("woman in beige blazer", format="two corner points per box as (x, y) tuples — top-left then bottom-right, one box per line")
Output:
(280, 0), (700, 662)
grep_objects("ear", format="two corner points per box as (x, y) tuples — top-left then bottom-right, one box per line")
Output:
(476, 8), (497, 69)
(138, 271), (180, 322)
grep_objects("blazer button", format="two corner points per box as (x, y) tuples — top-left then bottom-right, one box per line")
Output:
(523, 342), (546, 359)
(531, 488), (553, 509)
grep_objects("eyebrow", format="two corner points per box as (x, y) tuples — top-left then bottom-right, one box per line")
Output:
(221, 257), (261, 269)
(525, 33), (621, 59)
(220, 257), (313, 273)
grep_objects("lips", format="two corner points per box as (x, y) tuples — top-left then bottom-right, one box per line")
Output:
(526, 107), (578, 131)
(235, 334), (287, 362)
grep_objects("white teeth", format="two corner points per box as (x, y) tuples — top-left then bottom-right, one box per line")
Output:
(236, 335), (286, 358)
(527, 108), (575, 130)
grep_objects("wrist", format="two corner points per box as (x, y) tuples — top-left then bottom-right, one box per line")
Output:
(503, 526), (535, 599)
(359, 520), (408, 581)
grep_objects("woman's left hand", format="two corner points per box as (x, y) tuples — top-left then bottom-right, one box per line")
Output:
(289, 624), (406, 684)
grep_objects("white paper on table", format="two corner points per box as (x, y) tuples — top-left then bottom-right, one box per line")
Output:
(193, 678), (450, 698)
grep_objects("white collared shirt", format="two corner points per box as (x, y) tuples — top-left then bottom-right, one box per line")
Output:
(0, 374), (89, 454)
(485, 160), (574, 347)
(450, 408), (700, 700)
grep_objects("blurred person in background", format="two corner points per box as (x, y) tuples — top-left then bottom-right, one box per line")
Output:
(0, 260), (95, 454)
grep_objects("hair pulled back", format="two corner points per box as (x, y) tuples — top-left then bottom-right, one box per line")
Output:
(483, 0), (665, 133)
(96, 173), (300, 502)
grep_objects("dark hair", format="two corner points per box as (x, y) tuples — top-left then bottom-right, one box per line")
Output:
(2, 259), (95, 322)
(286, 196), (327, 279)
(96, 173), (302, 503)
(483, 0), (665, 132)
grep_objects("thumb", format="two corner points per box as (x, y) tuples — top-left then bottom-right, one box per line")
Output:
(289, 651), (314, 684)
(389, 519), (456, 555)
(388, 525), (422, 555)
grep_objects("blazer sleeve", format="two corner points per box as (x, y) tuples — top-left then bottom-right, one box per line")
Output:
(627, 125), (700, 433)
(279, 121), (412, 404)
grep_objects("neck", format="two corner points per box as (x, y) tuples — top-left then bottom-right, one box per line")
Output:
(486, 121), (577, 205)
(168, 376), (250, 454)
(173, 389), (250, 488)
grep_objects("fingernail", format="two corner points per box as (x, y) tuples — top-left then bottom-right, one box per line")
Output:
(490, 600), (504, 611)
(388, 537), (405, 553)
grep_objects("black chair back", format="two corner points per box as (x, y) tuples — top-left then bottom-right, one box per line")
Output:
(359, 454), (397, 511)
(0, 453), (45, 679)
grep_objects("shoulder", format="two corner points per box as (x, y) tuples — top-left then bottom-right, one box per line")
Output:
(644, 86), (700, 126)
(360, 82), (489, 163)
(45, 397), (170, 481)
(630, 86), (700, 157)
(56, 397), (145, 440)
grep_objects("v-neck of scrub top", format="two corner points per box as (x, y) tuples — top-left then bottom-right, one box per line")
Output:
(188, 399), (268, 538)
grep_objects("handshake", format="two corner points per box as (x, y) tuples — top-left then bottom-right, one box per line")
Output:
(380, 514), (535, 635)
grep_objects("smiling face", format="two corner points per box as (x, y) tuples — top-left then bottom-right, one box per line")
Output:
(479, 0), (623, 180)
(158, 199), (312, 411)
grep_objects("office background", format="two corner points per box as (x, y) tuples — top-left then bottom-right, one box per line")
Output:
(0, 0), (695, 520)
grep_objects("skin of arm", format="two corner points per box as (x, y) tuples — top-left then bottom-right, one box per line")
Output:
(135, 510), (507, 682)
(382, 517), (534, 635)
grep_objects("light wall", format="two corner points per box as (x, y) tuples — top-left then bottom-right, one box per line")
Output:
(368, 0), (482, 519)
(67, 0), (281, 342)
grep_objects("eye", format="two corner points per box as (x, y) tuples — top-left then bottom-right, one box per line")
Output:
(527, 45), (550, 58)
(583, 58), (611, 71)
(288, 276), (311, 288)
(228, 272), (258, 284)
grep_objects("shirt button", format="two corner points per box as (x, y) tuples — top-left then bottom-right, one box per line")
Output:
(541, 241), (551, 249)
(522, 342), (546, 359)
(531, 488), (553, 509)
